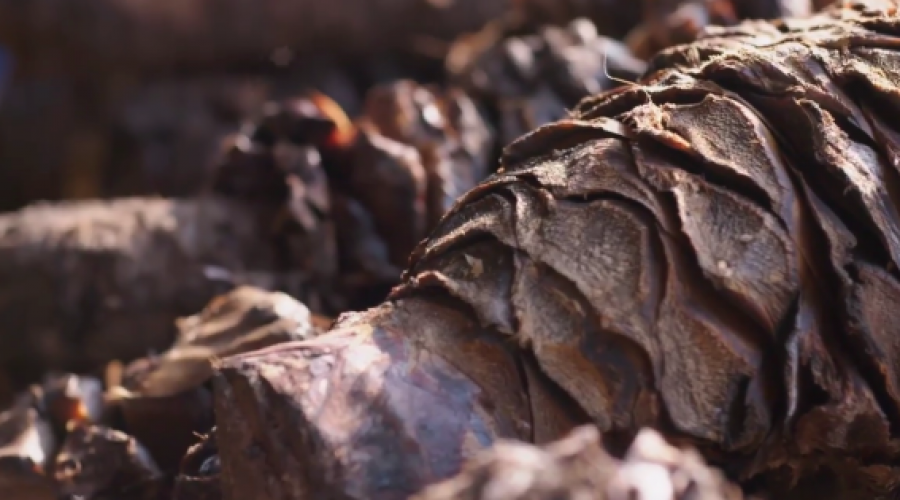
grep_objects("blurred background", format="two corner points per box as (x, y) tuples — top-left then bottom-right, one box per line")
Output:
(0, 0), (827, 213)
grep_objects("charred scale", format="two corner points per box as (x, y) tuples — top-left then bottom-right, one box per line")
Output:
(214, 2), (900, 499)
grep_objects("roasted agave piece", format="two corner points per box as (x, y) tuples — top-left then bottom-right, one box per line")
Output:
(211, 94), (345, 312)
(2, 373), (105, 443)
(212, 90), (396, 311)
(421, 0), (900, 494)
(213, 2), (900, 499)
(0, 65), (359, 213)
(0, 373), (141, 499)
(448, 17), (647, 147)
(226, 83), (496, 310)
(357, 80), (496, 249)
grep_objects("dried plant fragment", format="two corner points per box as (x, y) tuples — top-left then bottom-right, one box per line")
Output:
(213, 298), (532, 500)
(109, 286), (317, 470)
(221, 82), (497, 310)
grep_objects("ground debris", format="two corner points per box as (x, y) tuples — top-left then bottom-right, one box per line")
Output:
(0, 286), (317, 498)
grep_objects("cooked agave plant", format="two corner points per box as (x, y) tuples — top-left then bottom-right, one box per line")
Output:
(211, 3), (900, 499)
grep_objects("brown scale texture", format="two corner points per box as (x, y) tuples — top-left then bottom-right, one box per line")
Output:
(389, 0), (900, 496)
